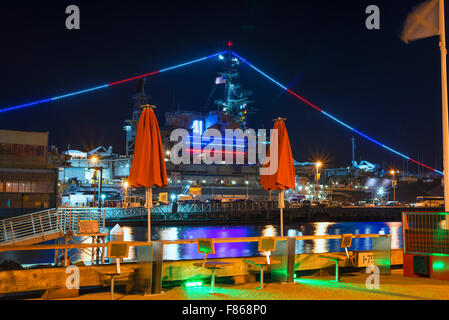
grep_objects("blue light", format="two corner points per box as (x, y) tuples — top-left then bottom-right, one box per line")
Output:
(160, 51), (226, 73)
(321, 111), (354, 131)
(51, 84), (109, 100)
(1, 51), (225, 114)
(192, 142), (245, 148)
(219, 54), (224, 60)
(231, 51), (288, 90)
(381, 145), (410, 160)
(0, 98), (53, 113)
(231, 50), (443, 174)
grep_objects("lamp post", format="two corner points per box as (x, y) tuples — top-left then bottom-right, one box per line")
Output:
(315, 162), (322, 201)
(89, 156), (103, 208)
(123, 180), (129, 207)
(90, 156), (98, 207)
(390, 170), (399, 203)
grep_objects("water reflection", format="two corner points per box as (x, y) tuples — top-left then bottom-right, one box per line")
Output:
(262, 225), (277, 237)
(312, 222), (334, 253)
(159, 227), (180, 261)
(0, 221), (403, 265)
(386, 222), (402, 249)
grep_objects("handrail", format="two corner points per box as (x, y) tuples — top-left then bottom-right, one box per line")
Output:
(0, 233), (390, 253)
(0, 241), (152, 252)
(158, 234), (390, 245)
(0, 207), (107, 246)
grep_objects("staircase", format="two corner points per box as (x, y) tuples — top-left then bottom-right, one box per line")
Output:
(0, 208), (106, 246)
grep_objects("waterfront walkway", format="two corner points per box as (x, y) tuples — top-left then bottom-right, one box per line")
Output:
(39, 269), (449, 300)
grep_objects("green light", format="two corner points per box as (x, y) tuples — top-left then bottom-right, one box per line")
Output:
(185, 281), (203, 287)
(433, 261), (445, 271)
(294, 278), (342, 288)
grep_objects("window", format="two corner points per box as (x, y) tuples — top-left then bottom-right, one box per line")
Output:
(0, 143), (46, 156)
(24, 182), (32, 193)
(4, 181), (54, 193)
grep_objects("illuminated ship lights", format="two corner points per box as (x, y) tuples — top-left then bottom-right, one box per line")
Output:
(230, 51), (443, 175)
(0, 47), (442, 174)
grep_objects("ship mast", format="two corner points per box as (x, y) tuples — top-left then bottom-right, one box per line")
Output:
(124, 78), (150, 155)
(214, 43), (254, 129)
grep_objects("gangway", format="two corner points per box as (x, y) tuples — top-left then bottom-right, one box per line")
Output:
(0, 208), (106, 247)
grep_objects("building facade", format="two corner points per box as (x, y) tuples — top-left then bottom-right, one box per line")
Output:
(0, 129), (58, 217)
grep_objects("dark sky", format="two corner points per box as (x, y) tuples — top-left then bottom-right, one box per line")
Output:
(0, 0), (445, 173)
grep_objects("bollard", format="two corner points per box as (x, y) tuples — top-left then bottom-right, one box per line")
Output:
(151, 241), (164, 294)
(287, 237), (296, 282)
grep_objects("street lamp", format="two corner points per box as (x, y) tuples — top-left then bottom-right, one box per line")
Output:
(123, 180), (129, 207)
(390, 170), (399, 203)
(89, 156), (103, 208)
(315, 162), (322, 201)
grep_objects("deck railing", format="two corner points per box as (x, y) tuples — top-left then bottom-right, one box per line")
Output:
(0, 208), (106, 246)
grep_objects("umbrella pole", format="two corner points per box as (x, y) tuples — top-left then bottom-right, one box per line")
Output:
(146, 187), (152, 242)
(279, 191), (284, 237)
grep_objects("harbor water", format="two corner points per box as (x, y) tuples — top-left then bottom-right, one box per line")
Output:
(0, 221), (402, 266)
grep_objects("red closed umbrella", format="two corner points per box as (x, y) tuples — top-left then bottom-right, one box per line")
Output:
(128, 105), (168, 241)
(259, 118), (295, 236)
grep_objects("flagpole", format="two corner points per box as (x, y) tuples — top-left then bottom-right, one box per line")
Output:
(439, 0), (449, 212)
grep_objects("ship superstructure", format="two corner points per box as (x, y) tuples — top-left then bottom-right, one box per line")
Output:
(214, 51), (254, 129)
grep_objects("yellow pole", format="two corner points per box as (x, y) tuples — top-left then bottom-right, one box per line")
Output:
(146, 187), (152, 242)
(393, 172), (396, 202)
(440, 0), (449, 212)
(279, 191), (284, 237)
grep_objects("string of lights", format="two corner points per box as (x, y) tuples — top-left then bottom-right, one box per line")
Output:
(0, 46), (441, 175)
(231, 51), (443, 175)
(0, 51), (226, 114)
(186, 148), (246, 155)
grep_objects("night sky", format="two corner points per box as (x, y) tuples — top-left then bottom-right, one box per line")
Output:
(0, 0), (445, 173)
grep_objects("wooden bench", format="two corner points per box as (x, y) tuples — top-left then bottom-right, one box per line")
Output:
(243, 237), (280, 289)
(318, 234), (355, 282)
(193, 239), (233, 293)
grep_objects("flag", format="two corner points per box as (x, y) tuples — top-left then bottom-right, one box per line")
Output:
(215, 75), (227, 84)
(401, 0), (439, 43)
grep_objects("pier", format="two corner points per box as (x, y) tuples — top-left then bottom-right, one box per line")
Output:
(0, 233), (397, 299)
(31, 268), (448, 300)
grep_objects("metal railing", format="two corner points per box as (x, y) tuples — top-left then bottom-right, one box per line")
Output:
(402, 211), (449, 256)
(103, 201), (283, 219)
(0, 208), (106, 246)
